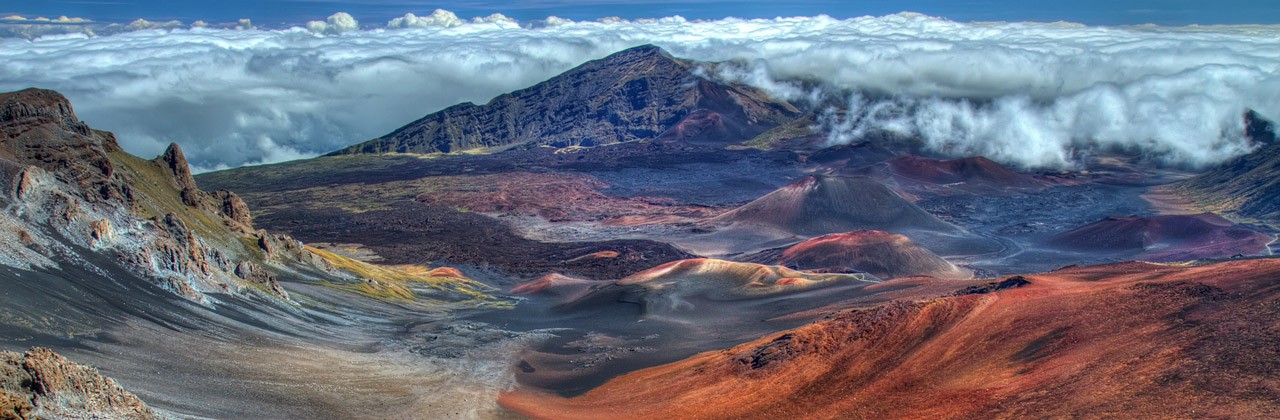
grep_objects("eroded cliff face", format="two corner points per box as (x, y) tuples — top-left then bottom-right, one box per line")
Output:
(0, 88), (304, 303)
(330, 44), (801, 155)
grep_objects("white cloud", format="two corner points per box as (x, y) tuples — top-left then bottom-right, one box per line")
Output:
(473, 13), (517, 25)
(0, 11), (1277, 170)
(306, 12), (359, 35)
(125, 18), (184, 31)
(387, 10), (465, 29)
(541, 16), (575, 26)
(52, 16), (91, 24)
(0, 15), (89, 23)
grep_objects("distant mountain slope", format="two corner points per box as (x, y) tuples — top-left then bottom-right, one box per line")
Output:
(329, 45), (800, 155)
(1176, 110), (1280, 224)
(884, 155), (1044, 190)
(1048, 213), (1272, 261)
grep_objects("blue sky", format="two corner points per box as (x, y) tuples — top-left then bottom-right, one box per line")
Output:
(2, 0), (1278, 26)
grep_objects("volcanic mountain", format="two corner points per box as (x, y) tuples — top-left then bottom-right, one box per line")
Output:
(501, 258), (1280, 418)
(510, 273), (605, 304)
(329, 44), (801, 155)
(709, 175), (958, 236)
(883, 155), (1044, 190)
(615, 258), (875, 300)
(1176, 110), (1280, 225)
(1048, 213), (1272, 261)
(745, 231), (970, 279)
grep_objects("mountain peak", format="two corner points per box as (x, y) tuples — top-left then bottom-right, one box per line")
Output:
(157, 142), (199, 193)
(329, 45), (798, 155)
(590, 44), (681, 69)
(1245, 109), (1276, 144)
(612, 44), (670, 59)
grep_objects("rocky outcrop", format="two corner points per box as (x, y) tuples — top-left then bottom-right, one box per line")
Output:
(213, 189), (253, 228)
(0, 348), (156, 419)
(0, 88), (91, 138)
(234, 260), (287, 298)
(156, 142), (201, 207)
(0, 89), (134, 209)
(152, 142), (255, 231)
(157, 143), (196, 189)
(329, 45), (800, 155)
(0, 88), (296, 302)
(90, 219), (112, 242)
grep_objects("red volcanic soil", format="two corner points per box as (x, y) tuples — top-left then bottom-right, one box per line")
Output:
(660, 109), (728, 143)
(615, 258), (871, 299)
(511, 273), (604, 302)
(884, 155), (1044, 190)
(413, 172), (720, 223)
(710, 175), (957, 235)
(501, 258), (1280, 419)
(1048, 213), (1272, 261)
(659, 79), (798, 144)
(562, 250), (621, 263)
(426, 267), (465, 278)
(756, 231), (969, 279)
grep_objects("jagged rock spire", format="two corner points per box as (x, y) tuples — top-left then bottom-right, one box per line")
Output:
(158, 142), (198, 191)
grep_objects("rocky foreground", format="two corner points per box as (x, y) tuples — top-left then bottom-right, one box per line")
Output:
(2, 348), (156, 419)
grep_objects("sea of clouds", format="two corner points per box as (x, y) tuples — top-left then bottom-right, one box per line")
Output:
(1, 11), (1277, 171)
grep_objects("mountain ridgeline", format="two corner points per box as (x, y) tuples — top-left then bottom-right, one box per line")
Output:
(1176, 110), (1280, 225)
(327, 45), (801, 155)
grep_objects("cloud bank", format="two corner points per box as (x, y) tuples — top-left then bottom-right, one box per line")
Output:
(1, 12), (1277, 170)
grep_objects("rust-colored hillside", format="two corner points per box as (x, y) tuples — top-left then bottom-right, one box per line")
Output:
(502, 258), (1280, 419)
